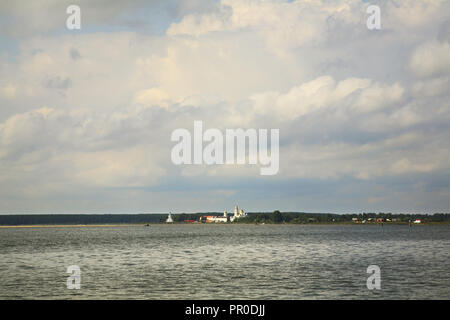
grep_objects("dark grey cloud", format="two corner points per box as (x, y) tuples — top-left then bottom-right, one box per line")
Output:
(43, 76), (72, 90)
(69, 47), (81, 60)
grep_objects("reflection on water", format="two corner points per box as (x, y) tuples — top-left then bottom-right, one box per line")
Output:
(0, 224), (449, 299)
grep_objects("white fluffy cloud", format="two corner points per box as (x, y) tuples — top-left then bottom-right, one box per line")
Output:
(250, 76), (404, 120)
(408, 41), (450, 77)
(166, 0), (361, 56)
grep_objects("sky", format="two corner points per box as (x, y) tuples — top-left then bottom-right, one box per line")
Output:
(0, 0), (449, 214)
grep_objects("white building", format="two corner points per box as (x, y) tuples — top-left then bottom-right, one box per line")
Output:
(207, 210), (231, 223)
(206, 216), (228, 223)
(230, 204), (246, 222)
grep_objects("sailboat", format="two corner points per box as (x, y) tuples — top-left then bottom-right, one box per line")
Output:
(166, 212), (173, 223)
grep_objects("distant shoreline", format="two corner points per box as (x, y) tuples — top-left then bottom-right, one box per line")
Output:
(0, 213), (448, 226)
(1, 221), (449, 228)
(0, 224), (143, 228)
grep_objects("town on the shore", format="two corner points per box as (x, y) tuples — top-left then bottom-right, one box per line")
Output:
(164, 206), (449, 225)
(0, 207), (449, 226)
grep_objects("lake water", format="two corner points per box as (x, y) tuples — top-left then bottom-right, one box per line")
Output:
(0, 224), (449, 299)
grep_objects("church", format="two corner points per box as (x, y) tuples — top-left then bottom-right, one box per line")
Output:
(200, 204), (247, 223)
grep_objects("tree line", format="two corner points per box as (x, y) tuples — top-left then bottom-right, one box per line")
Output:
(234, 211), (450, 224)
(0, 212), (448, 225)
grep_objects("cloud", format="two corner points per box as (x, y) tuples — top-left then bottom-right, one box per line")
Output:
(1, 0), (450, 213)
(0, 84), (17, 99)
(250, 76), (404, 120)
(384, 0), (449, 29)
(166, 0), (360, 53)
(69, 48), (82, 60)
(0, 0), (221, 38)
(134, 87), (172, 108)
(43, 76), (72, 91)
(408, 41), (450, 78)
(412, 76), (450, 97)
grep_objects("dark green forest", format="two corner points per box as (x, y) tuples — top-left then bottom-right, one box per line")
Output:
(234, 211), (450, 224)
(0, 211), (449, 225)
(0, 214), (164, 225)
